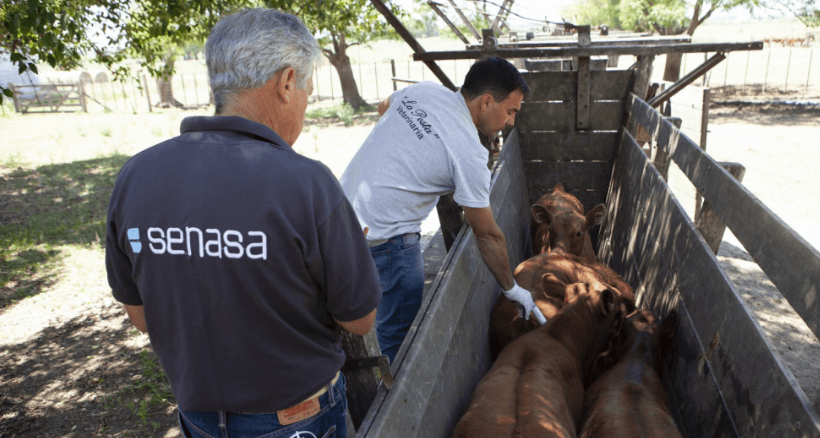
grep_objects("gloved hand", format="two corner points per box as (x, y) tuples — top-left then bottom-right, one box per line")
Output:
(503, 282), (548, 325)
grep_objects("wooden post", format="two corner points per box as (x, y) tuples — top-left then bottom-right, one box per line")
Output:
(652, 116), (680, 181)
(724, 53), (729, 87)
(626, 55), (655, 136)
(121, 82), (127, 112)
(131, 78), (139, 111)
(695, 162), (746, 254)
(10, 84), (20, 113)
(340, 330), (385, 430)
(110, 81), (118, 110)
(143, 74), (153, 113)
(764, 50), (771, 92)
(193, 75), (200, 108)
(702, 52), (708, 86)
(785, 49), (792, 92)
(180, 75), (188, 108)
(807, 49), (813, 93)
(79, 82), (88, 113)
(329, 65), (334, 100)
(742, 50), (750, 93)
(391, 59), (397, 91)
(576, 56), (590, 130)
(314, 66), (320, 101)
(694, 88), (711, 219)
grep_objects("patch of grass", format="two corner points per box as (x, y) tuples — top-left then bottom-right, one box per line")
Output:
(100, 127), (113, 137)
(305, 103), (374, 127)
(0, 152), (130, 306)
(109, 350), (174, 425)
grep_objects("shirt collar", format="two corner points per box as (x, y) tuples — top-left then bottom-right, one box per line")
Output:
(180, 116), (291, 148)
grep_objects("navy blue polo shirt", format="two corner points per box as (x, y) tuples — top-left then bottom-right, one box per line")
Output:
(105, 116), (381, 413)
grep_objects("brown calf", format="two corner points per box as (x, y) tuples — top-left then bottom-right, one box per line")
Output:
(453, 279), (628, 438)
(489, 253), (635, 359)
(530, 183), (606, 263)
(579, 309), (681, 438)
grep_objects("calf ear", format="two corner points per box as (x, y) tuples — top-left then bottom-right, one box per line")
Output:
(531, 204), (552, 224)
(661, 310), (679, 343)
(584, 204), (607, 230)
(552, 182), (566, 192)
(599, 289), (615, 316)
(541, 273), (568, 301)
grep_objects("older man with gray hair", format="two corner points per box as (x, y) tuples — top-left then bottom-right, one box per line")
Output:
(105, 8), (381, 438)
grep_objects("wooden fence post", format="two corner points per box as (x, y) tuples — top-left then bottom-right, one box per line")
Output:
(785, 50), (792, 92)
(695, 162), (746, 254)
(391, 59), (397, 91)
(193, 74), (200, 108)
(742, 51), (750, 93)
(329, 65), (334, 100)
(180, 75), (188, 108)
(723, 54), (729, 87)
(807, 49), (813, 93)
(10, 84), (20, 113)
(340, 330), (389, 430)
(764, 50), (771, 92)
(79, 82), (88, 113)
(143, 74), (153, 113)
(652, 116), (680, 181)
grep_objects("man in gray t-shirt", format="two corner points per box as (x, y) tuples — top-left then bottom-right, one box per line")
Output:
(340, 57), (545, 363)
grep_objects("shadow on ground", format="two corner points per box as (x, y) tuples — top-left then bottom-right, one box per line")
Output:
(0, 304), (180, 438)
(0, 154), (129, 308)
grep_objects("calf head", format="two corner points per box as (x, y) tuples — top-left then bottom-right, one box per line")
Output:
(555, 278), (628, 374)
(618, 309), (679, 375)
(530, 185), (606, 261)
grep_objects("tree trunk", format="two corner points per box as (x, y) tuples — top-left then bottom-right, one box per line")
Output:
(156, 56), (183, 108)
(325, 32), (369, 110)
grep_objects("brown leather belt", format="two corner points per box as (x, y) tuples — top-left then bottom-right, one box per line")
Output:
(276, 371), (340, 426)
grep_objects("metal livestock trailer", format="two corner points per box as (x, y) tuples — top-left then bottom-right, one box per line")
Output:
(339, 6), (820, 437)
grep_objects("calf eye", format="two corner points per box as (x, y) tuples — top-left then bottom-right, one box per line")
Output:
(576, 231), (582, 237)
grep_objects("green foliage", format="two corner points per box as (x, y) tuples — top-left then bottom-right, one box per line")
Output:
(619, 0), (688, 33)
(564, 0), (623, 28)
(305, 103), (360, 126)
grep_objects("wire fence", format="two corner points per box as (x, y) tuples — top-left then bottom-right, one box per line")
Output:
(14, 45), (818, 115)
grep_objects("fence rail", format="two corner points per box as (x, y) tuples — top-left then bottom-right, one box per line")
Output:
(10, 46), (818, 115)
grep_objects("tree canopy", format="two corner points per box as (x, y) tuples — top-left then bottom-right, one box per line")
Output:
(0, 0), (404, 105)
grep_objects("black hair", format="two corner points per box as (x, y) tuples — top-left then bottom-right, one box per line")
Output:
(460, 57), (530, 102)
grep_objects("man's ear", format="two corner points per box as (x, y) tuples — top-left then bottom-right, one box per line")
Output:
(481, 93), (494, 111)
(276, 67), (297, 104)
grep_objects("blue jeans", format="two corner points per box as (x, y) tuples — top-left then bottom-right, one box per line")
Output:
(370, 233), (424, 364)
(178, 374), (347, 438)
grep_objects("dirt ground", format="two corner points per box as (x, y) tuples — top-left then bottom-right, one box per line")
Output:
(1, 86), (819, 437)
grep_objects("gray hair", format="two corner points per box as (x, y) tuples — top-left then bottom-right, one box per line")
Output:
(206, 8), (321, 113)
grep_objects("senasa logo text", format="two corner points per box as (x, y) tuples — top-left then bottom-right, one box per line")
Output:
(143, 227), (267, 260)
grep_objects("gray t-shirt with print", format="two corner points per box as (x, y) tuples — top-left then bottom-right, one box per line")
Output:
(340, 82), (491, 242)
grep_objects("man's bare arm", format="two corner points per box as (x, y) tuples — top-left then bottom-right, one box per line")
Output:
(124, 304), (148, 333)
(462, 206), (514, 291)
(334, 307), (377, 336)
(377, 97), (391, 117)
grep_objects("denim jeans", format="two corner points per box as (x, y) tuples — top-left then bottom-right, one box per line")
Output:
(370, 233), (424, 364)
(178, 374), (347, 438)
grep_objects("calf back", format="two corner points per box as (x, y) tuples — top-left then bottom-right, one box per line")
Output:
(579, 310), (681, 438)
(455, 282), (625, 438)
